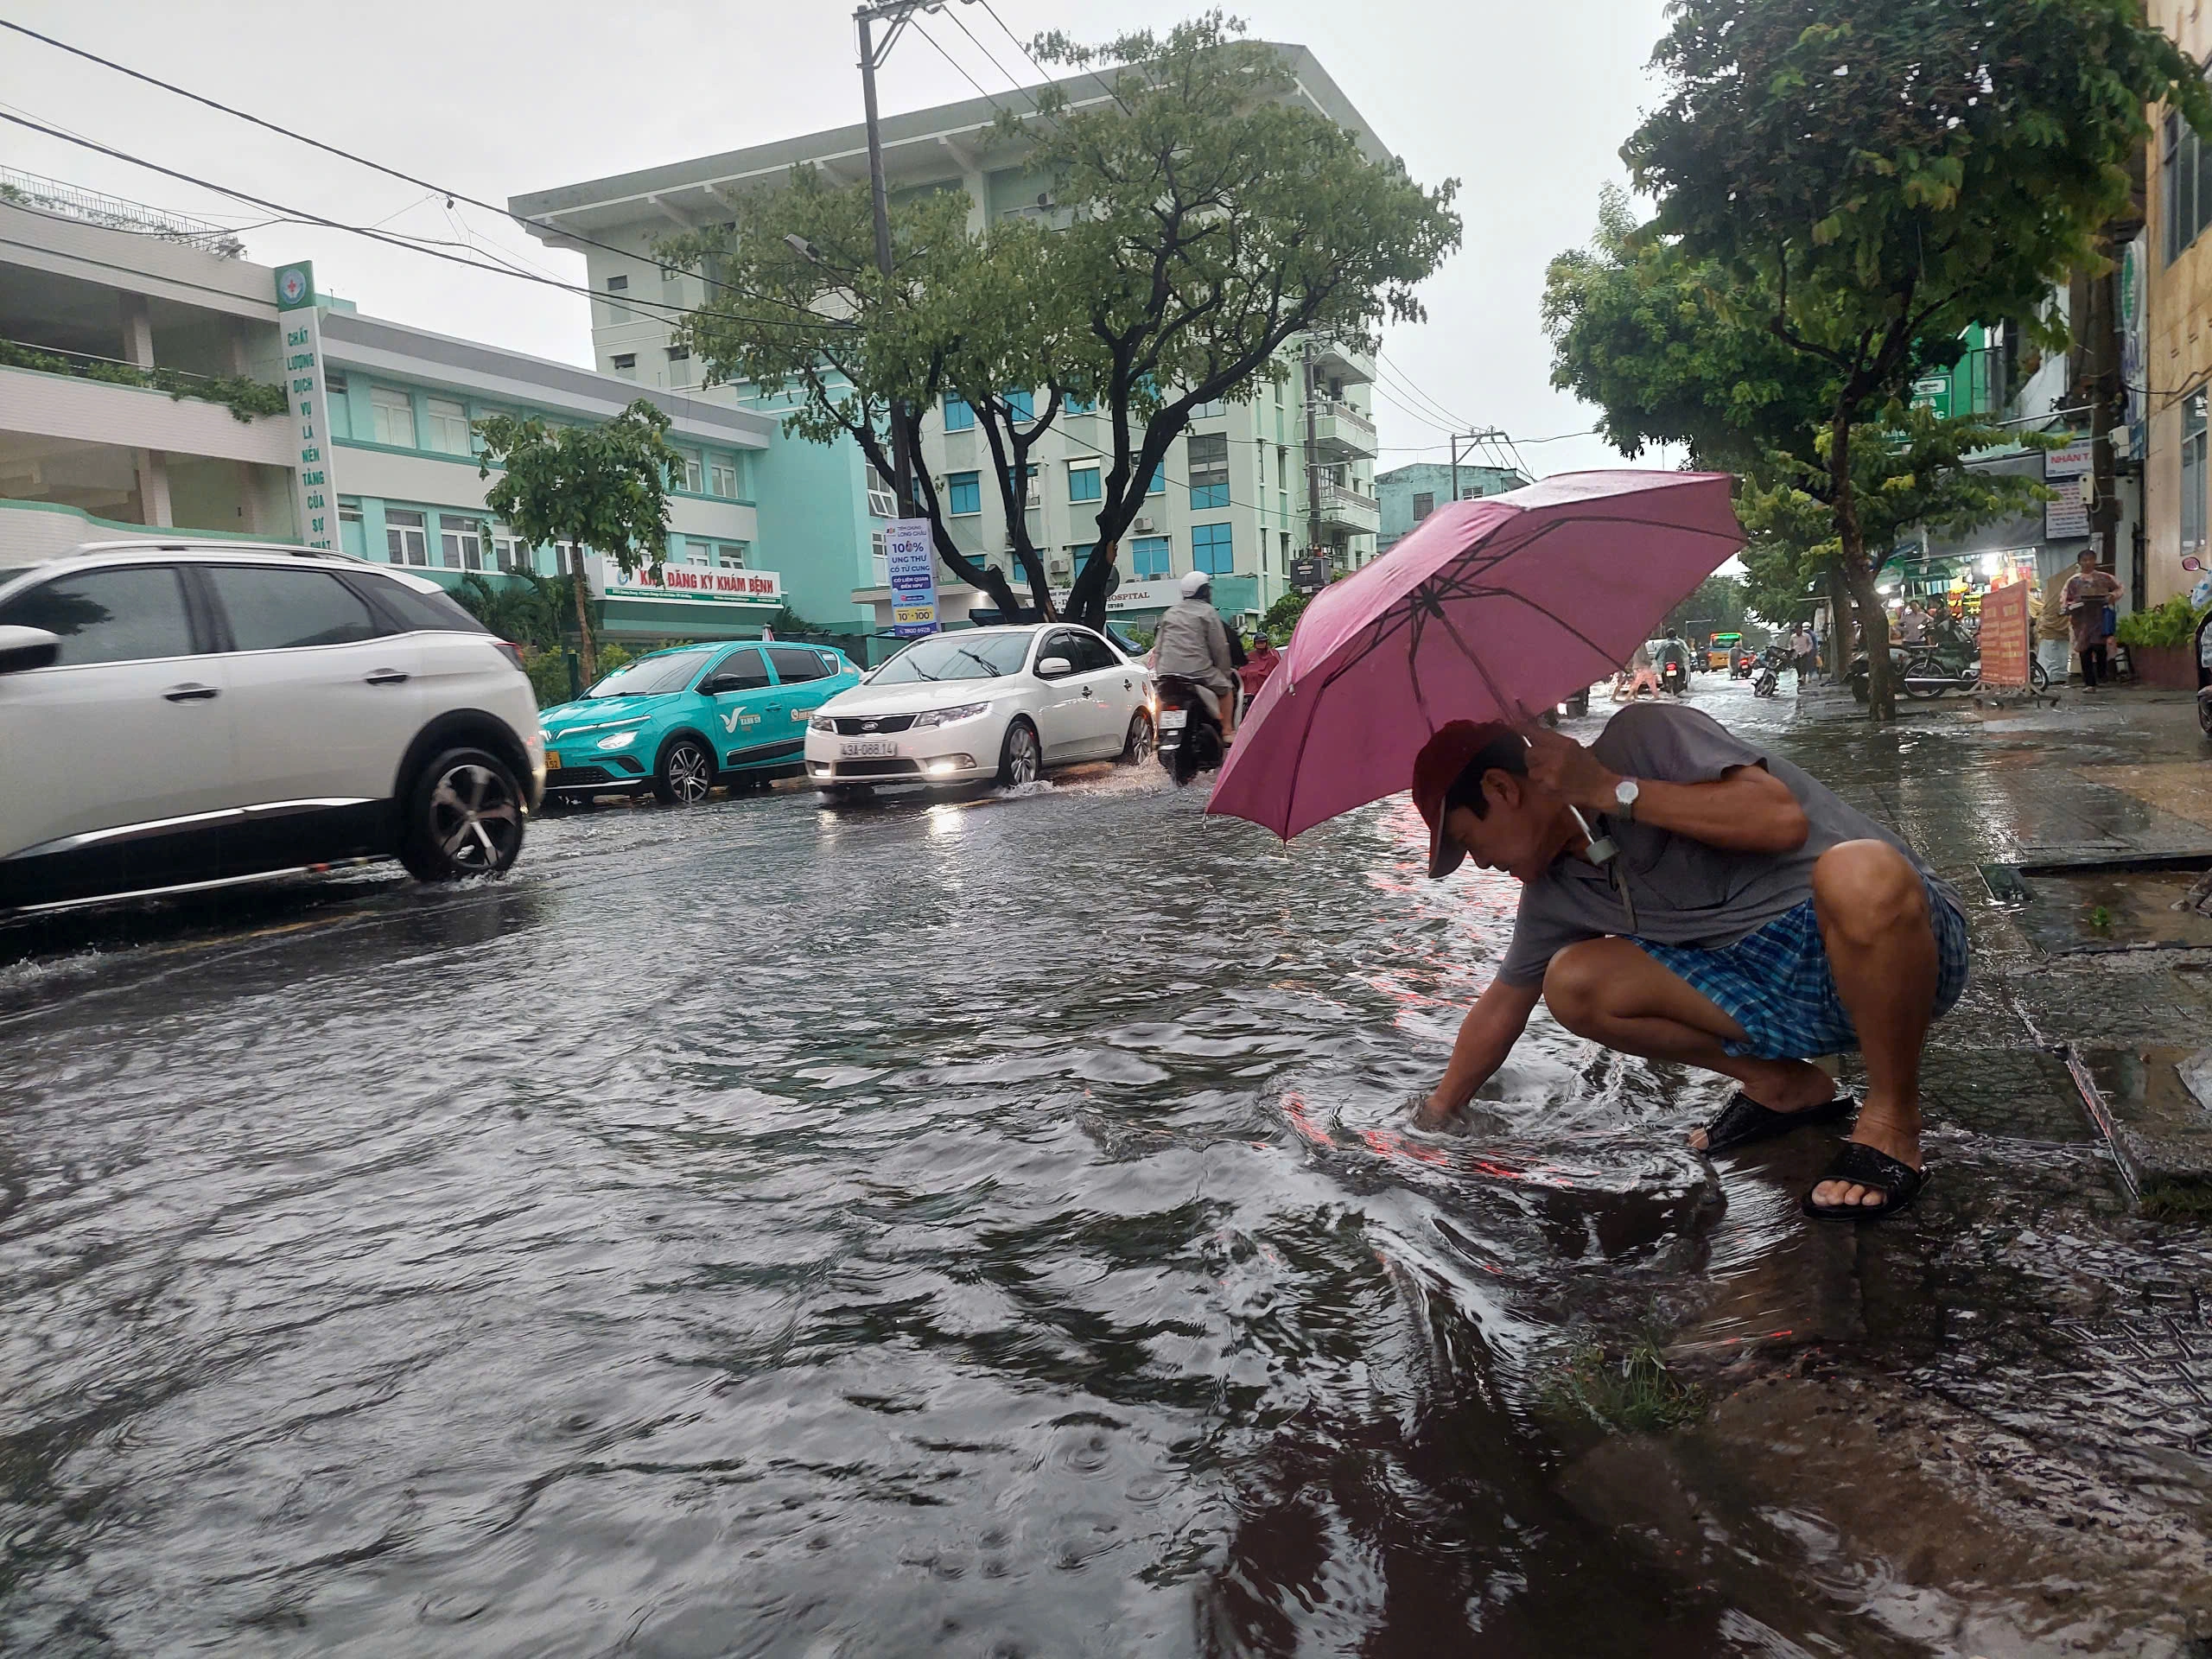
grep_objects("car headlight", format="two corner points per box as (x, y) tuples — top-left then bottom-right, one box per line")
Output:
(810, 714), (836, 734)
(912, 702), (988, 728)
(594, 729), (641, 751)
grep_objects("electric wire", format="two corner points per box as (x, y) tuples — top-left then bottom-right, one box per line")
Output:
(1374, 349), (1470, 430)
(0, 107), (847, 335)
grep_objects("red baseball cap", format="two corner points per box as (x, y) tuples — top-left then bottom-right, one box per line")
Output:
(1412, 720), (1516, 879)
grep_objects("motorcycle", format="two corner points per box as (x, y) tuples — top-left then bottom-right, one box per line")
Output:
(1751, 645), (1784, 697)
(1154, 676), (1225, 785)
(1847, 644), (2048, 702)
(1654, 637), (1692, 696)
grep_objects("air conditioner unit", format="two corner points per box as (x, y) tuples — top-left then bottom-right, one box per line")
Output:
(1133, 517), (1154, 533)
(1025, 483), (1042, 509)
(1048, 557), (1071, 578)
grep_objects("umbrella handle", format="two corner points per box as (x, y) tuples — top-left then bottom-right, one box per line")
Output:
(1519, 731), (1618, 866)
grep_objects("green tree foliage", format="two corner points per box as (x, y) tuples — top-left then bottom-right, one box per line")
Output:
(473, 400), (680, 685)
(666, 12), (1459, 632)
(1260, 586), (1313, 644)
(1665, 573), (1748, 639)
(1620, 0), (2209, 718)
(454, 569), (574, 650)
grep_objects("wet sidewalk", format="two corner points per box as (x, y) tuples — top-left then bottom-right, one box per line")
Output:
(1568, 679), (2212, 1655)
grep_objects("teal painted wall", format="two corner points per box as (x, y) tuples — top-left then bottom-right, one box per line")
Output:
(741, 388), (878, 629)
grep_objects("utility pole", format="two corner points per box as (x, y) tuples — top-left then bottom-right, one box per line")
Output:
(856, 0), (963, 518)
(1304, 340), (1326, 570)
(1447, 428), (1516, 500)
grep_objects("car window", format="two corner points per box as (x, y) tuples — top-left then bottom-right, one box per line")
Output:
(209, 566), (385, 652)
(709, 647), (772, 691)
(871, 632), (1032, 683)
(585, 647), (718, 698)
(816, 650), (842, 676)
(1036, 631), (1086, 675)
(357, 572), (490, 635)
(766, 645), (829, 684)
(1069, 631), (1117, 673)
(0, 565), (195, 666)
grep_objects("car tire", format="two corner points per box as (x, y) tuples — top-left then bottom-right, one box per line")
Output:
(995, 718), (1041, 786)
(1120, 711), (1154, 765)
(653, 736), (715, 805)
(398, 746), (526, 881)
(2199, 694), (2212, 739)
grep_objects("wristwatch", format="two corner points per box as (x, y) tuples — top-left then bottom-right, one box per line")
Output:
(1613, 777), (1641, 821)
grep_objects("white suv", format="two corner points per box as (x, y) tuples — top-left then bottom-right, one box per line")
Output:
(0, 540), (545, 912)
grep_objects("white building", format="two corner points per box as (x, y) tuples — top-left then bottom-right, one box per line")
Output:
(509, 45), (1387, 629)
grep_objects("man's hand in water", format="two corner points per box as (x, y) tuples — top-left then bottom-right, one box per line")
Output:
(1520, 726), (1621, 815)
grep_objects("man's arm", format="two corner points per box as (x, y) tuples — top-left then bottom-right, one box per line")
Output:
(1415, 976), (1543, 1129)
(1522, 725), (1808, 855)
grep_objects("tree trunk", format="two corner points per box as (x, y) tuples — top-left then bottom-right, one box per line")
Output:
(1829, 412), (1895, 721)
(1822, 563), (1852, 683)
(571, 561), (597, 687)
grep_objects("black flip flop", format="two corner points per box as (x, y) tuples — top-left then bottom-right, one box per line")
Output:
(1697, 1091), (1854, 1155)
(1801, 1141), (1926, 1222)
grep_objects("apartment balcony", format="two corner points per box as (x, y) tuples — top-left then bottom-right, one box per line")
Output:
(1309, 336), (1375, 388)
(1314, 481), (1380, 534)
(1309, 397), (1377, 460)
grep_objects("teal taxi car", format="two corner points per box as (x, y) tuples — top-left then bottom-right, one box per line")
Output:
(542, 640), (861, 804)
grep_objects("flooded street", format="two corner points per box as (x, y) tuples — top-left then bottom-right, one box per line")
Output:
(3, 678), (2207, 1655)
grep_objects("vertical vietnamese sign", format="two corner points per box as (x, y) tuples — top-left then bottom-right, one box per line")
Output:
(276, 262), (335, 551)
(884, 518), (938, 637)
(1979, 579), (2031, 689)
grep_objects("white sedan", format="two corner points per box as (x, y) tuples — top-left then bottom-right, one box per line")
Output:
(804, 624), (1154, 795)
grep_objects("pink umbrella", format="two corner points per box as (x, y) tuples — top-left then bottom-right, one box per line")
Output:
(1206, 469), (1743, 840)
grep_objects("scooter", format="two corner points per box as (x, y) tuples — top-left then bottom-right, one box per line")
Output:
(1751, 645), (1784, 697)
(1155, 676), (1225, 785)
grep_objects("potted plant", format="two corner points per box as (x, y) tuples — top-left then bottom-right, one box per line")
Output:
(2115, 595), (2212, 690)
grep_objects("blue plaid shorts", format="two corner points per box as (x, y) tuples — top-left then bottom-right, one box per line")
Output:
(1635, 881), (1971, 1060)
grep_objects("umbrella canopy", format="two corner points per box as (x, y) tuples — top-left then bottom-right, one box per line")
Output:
(1206, 469), (1743, 841)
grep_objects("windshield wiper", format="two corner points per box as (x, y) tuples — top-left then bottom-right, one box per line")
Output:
(953, 648), (1003, 677)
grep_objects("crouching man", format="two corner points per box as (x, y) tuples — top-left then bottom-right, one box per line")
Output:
(1409, 705), (1969, 1220)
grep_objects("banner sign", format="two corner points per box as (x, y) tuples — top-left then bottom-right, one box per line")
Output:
(2120, 233), (2146, 442)
(2044, 441), (2094, 478)
(1979, 579), (2031, 689)
(2044, 476), (2090, 540)
(885, 518), (939, 637)
(276, 264), (334, 553)
(595, 556), (780, 604)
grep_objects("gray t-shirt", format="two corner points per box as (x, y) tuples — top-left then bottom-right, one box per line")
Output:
(1496, 703), (1955, 987)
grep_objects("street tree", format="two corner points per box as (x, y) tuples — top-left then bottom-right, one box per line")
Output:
(1623, 0), (2209, 718)
(667, 12), (1459, 633)
(1547, 187), (2046, 681)
(474, 399), (681, 686)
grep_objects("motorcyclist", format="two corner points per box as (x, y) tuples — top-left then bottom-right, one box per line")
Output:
(1149, 570), (1239, 741)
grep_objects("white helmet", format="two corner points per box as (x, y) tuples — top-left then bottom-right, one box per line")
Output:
(1179, 570), (1211, 599)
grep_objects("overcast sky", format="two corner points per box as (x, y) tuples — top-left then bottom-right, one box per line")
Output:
(1, 0), (1677, 478)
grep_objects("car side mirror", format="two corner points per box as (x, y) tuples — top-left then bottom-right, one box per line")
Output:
(2185, 556), (2205, 572)
(1036, 655), (1072, 678)
(0, 626), (60, 675)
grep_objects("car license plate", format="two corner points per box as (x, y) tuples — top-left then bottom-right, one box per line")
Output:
(1158, 708), (1189, 732)
(544, 750), (563, 771)
(840, 738), (899, 758)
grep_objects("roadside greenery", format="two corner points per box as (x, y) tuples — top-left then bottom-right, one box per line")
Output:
(664, 12), (1459, 632)
(2114, 595), (2211, 650)
(0, 336), (287, 423)
(1260, 587), (1313, 644)
(1611, 0), (2210, 720)
(1539, 1338), (1706, 1434)
(474, 400), (680, 688)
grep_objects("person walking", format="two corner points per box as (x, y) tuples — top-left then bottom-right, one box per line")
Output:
(1408, 709), (1970, 1219)
(1896, 601), (1929, 647)
(1789, 623), (1816, 690)
(2061, 550), (2122, 690)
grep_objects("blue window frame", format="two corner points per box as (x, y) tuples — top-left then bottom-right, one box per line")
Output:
(1064, 393), (1094, 415)
(1068, 463), (1102, 503)
(944, 394), (975, 432)
(1133, 535), (1172, 578)
(1192, 522), (1233, 575)
(1004, 389), (1033, 423)
(1187, 432), (1230, 509)
(947, 471), (982, 515)
(1146, 463), (1166, 496)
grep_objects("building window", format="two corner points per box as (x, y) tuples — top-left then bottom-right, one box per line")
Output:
(1067, 463), (1102, 503)
(439, 516), (485, 571)
(1147, 462), (1166, 496)
(944, 394), (976, 432)
(336, 499), (365, 557)
(865, 470), (898, 518)
(385, 507), (429, 566)
(1188, 433), (1230, 510)
(710, 456), (739, 498)
(1133, 535), (1171, 579)
(1413, 491), (1435, 522)
(715, 543), (747, 569)
(666, 346), (690, 363)
(1007, 464), (1039, 509)
(1192, 522), (1234, 575)
(492, 532), (528, 572)
(326, 372), (348, 395)
(681, 537), (709, 567)
(369, 386), (416, 448)
(552, 541), (584, 577)
(1065, 393), (1094, 415)
(425, 397), (471, 455)
(2184, 389), (2208, 556)
(1191, 397), (1227, 419)
(607, 274), (628, 291)
(871, 529), (889, 586)
(677, 448), (703, 493)
(947, 471), (982, 515)
(612, 353), (636, 376)
(2168, 91), (2212, 265)
(1004, 389), (1033, 423)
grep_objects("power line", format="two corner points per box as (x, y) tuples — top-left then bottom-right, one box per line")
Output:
(0, 108), (845, 335)
(908, 15), (1037, 130)
(1374, 349), (1469, 430)
(975, 0), (1135, 118)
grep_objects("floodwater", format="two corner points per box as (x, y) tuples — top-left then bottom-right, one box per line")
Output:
(0, 679), (2175, 1655)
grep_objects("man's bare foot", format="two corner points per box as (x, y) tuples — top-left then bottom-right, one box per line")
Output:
(1686, 1058), (1837, 1150)
(1812, 1098), (1920, 1209)
(1410, 1096), (1459, 1135)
